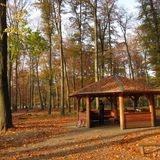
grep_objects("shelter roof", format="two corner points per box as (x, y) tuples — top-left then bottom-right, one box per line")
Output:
(70, 75), (160, 97)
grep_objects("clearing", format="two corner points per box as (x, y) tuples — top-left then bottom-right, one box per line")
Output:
(1, 110), (160, 160)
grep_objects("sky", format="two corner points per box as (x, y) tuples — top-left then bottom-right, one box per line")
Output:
(118, 0), (138, 12)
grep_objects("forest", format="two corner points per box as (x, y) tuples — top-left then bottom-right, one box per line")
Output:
(0, 0), (160, 131)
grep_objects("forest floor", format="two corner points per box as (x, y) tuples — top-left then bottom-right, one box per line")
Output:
(1, 110), (160, 160)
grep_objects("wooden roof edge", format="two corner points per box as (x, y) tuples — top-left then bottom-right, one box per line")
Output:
(70, 89), (160, 97)
(70, 91), (126, 97)
(69, 76), (160, 97)
(69, 91), (121, 97)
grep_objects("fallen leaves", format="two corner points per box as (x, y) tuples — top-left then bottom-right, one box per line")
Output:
(1, 110), (160, 160)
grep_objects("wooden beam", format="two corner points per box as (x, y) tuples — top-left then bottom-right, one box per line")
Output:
(77, 97), (81, 123)
(77, 97), (81, 113)
(86, 96), (91, 128)
(149, 95), (155, 127)
(119, 94), (125, 130)
(138, 143), (160, 155)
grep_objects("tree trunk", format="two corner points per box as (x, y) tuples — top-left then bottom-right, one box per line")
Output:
(29, 56), (34, 109)
(18, 86), (22, 109)
(72, 63), (76, 110)
(35, 58), (44, 110)
(48, 33), (52, 115)
(108, 13), (113, 75)
(0, 0), (13, 131)
(8, 50), (12, 109)
(94, 0), (98, 82)
(144, 51), (149, 83)
(58, 1), (65, 115)
(0, 84), (6, 131)
(98, 21), (106, 78)
(64, 57), (71, 113)
(79, 0), (83, 89)
(124, 33), (134, 79)
(55, 85), (59, 109)
(94, 0), (99, 109)
(15, 58), (18, 111)
(15, 18), (20, 111)
(100, 42), (105, 78)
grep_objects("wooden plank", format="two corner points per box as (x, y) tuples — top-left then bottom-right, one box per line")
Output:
(125, 116), (151, 120)
(86, 96), (91, 128)
(138, 143), (160, 155)
(139, 143), (160, 147)
(126, 116), (151, 120)
(126, 122), (151, 129)
(125, 112), (151, 128)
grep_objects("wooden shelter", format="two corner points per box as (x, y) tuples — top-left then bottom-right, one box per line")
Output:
(70, 75), (160, 129)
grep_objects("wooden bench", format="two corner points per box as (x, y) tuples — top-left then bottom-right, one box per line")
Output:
(138, 143), (160, 155)
(90, 110), (118, 123)
(90, 110), (112, 120)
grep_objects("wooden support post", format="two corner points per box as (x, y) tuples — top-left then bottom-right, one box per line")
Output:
(77, 97), (81, 121)
(86, 96), (91, 128)
(77, 97), (80, 113)
(149, 95), (155, 127)
(119, 94), (125, 130)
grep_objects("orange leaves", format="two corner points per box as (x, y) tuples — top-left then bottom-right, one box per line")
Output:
(1, 111), (160, 159)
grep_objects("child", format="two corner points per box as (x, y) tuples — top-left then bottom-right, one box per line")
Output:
(77, 109), (86, 127)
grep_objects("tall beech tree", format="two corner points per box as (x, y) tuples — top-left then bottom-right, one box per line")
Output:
(7, 0), (29, 110)
(51, 0), (65, 115)
(93, 0), (98, 82)
(69, 0), (84, 89)
(0, 0), (13, 131)
(57, 0), (65, 115)
(37, 0), (54, 114)
(117, 8), (135, 79)
(69, 0), (87, 109)
(98, 0), (117, 77)
(138, 0), (160, 81)
(27, 31), (47, 110)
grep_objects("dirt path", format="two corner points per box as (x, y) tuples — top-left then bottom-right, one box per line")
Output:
(2, 124), (160, 160)
(1, 112), (160, 160)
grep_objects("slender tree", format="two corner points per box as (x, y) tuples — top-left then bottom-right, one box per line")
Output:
(37, 0), (54, 114)
(7, 0), (29, 110)
(57, 0), (65, 115)
(98, 0), (117, 77)
(93, 0), (98, 82)
(138, 0), (160, 81)
(69, 0), (86, 109)
(0, 0), (13, 131)
(26, 31), (47, 110)
(117, 8), (135, 79)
